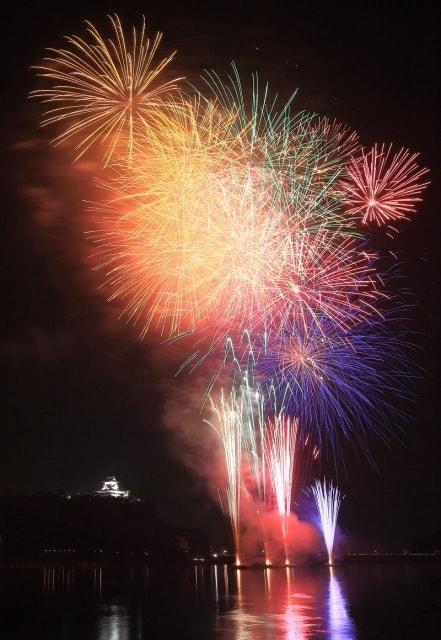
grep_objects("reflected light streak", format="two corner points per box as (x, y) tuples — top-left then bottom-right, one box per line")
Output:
(98, 605), (129, 640)
(214, 564), (219, 602)
(227, 568), (323, 639)
(224, 565), (230, 604)
(194, 565), (199, 591)
(327, 569), (356, 640)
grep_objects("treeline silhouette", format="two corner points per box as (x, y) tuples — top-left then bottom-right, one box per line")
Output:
(0, 493), (209, 562)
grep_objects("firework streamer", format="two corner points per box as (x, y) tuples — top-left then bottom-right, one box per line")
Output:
(310, 479), (343, 565)
(206, 389), (243, 564)
(265, 414), (298, 564)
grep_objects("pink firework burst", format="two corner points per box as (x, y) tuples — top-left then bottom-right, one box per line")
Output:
(342, 144), (429, 226)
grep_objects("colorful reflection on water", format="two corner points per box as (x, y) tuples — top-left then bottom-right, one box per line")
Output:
(327, 568), (356, 639)
(1, 562), (440, 639)
(210, 565), (354, 639)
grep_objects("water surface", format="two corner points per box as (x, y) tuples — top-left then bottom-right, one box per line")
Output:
(1, 562), (440, 639)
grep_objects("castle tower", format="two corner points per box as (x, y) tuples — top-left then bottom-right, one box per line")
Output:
(95, 476), (129, 498)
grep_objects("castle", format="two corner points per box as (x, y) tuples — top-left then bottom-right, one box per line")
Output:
(94, 476), (130, 499)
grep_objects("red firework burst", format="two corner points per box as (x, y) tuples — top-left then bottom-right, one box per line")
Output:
(342, 144), (429, 227)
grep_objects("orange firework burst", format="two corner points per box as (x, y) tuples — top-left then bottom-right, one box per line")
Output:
(31, 14), (182, 164)
(88, 97), (378, 350)
(341, 144), (429, 227)
(88, 99), (293, 339)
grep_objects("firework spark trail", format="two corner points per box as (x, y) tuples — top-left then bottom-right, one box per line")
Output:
(237, 373), (267, 503)
(207, 375), (303, 565)
(199, 64), (301, 161)
(199, 66), (359, 179)
(310, 479), (343, 565)
(206, 389), (243, 564)
(341, 144), (429, 227)
(205, 374), (275, 563)
(266, 414), (298, 564)
(279, 230), (382, 333)
(31, 14), (182, 164)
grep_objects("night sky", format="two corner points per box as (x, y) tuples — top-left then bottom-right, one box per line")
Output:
(1, 0), (440, 548)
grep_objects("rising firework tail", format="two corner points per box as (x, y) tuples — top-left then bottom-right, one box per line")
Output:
(205, 389), (242, 564)
(265, 414), (298, 563)
(206, 380), (308, 564)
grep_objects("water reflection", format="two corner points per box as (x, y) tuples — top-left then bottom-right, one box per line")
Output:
(98, 605), (129, 640)
(93, 567), (103, 597)
(34, 563), (359, 638)
(36, 564), (356, 639)
(20, 559), (441, 640)
(222, 567), (327, 639)
(327, 568), (356, 639)
(42, 567), (76, 593)
(213, 564), (220, 603)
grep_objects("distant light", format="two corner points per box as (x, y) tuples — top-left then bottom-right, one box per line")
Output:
(95, 476), (130, 499)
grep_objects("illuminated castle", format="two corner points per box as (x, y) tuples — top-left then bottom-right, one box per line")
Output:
(95, 476), (129, 499)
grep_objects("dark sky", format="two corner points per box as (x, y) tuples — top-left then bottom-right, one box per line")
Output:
(1, 0), (440, 548)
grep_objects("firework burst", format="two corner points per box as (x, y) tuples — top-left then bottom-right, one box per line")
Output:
(89, 87), (378, 355)
(31, 14), (182, 164)
(223, 307), (418, 458)
(88, 108), (293, 340)
(341, 144), (429, 227)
